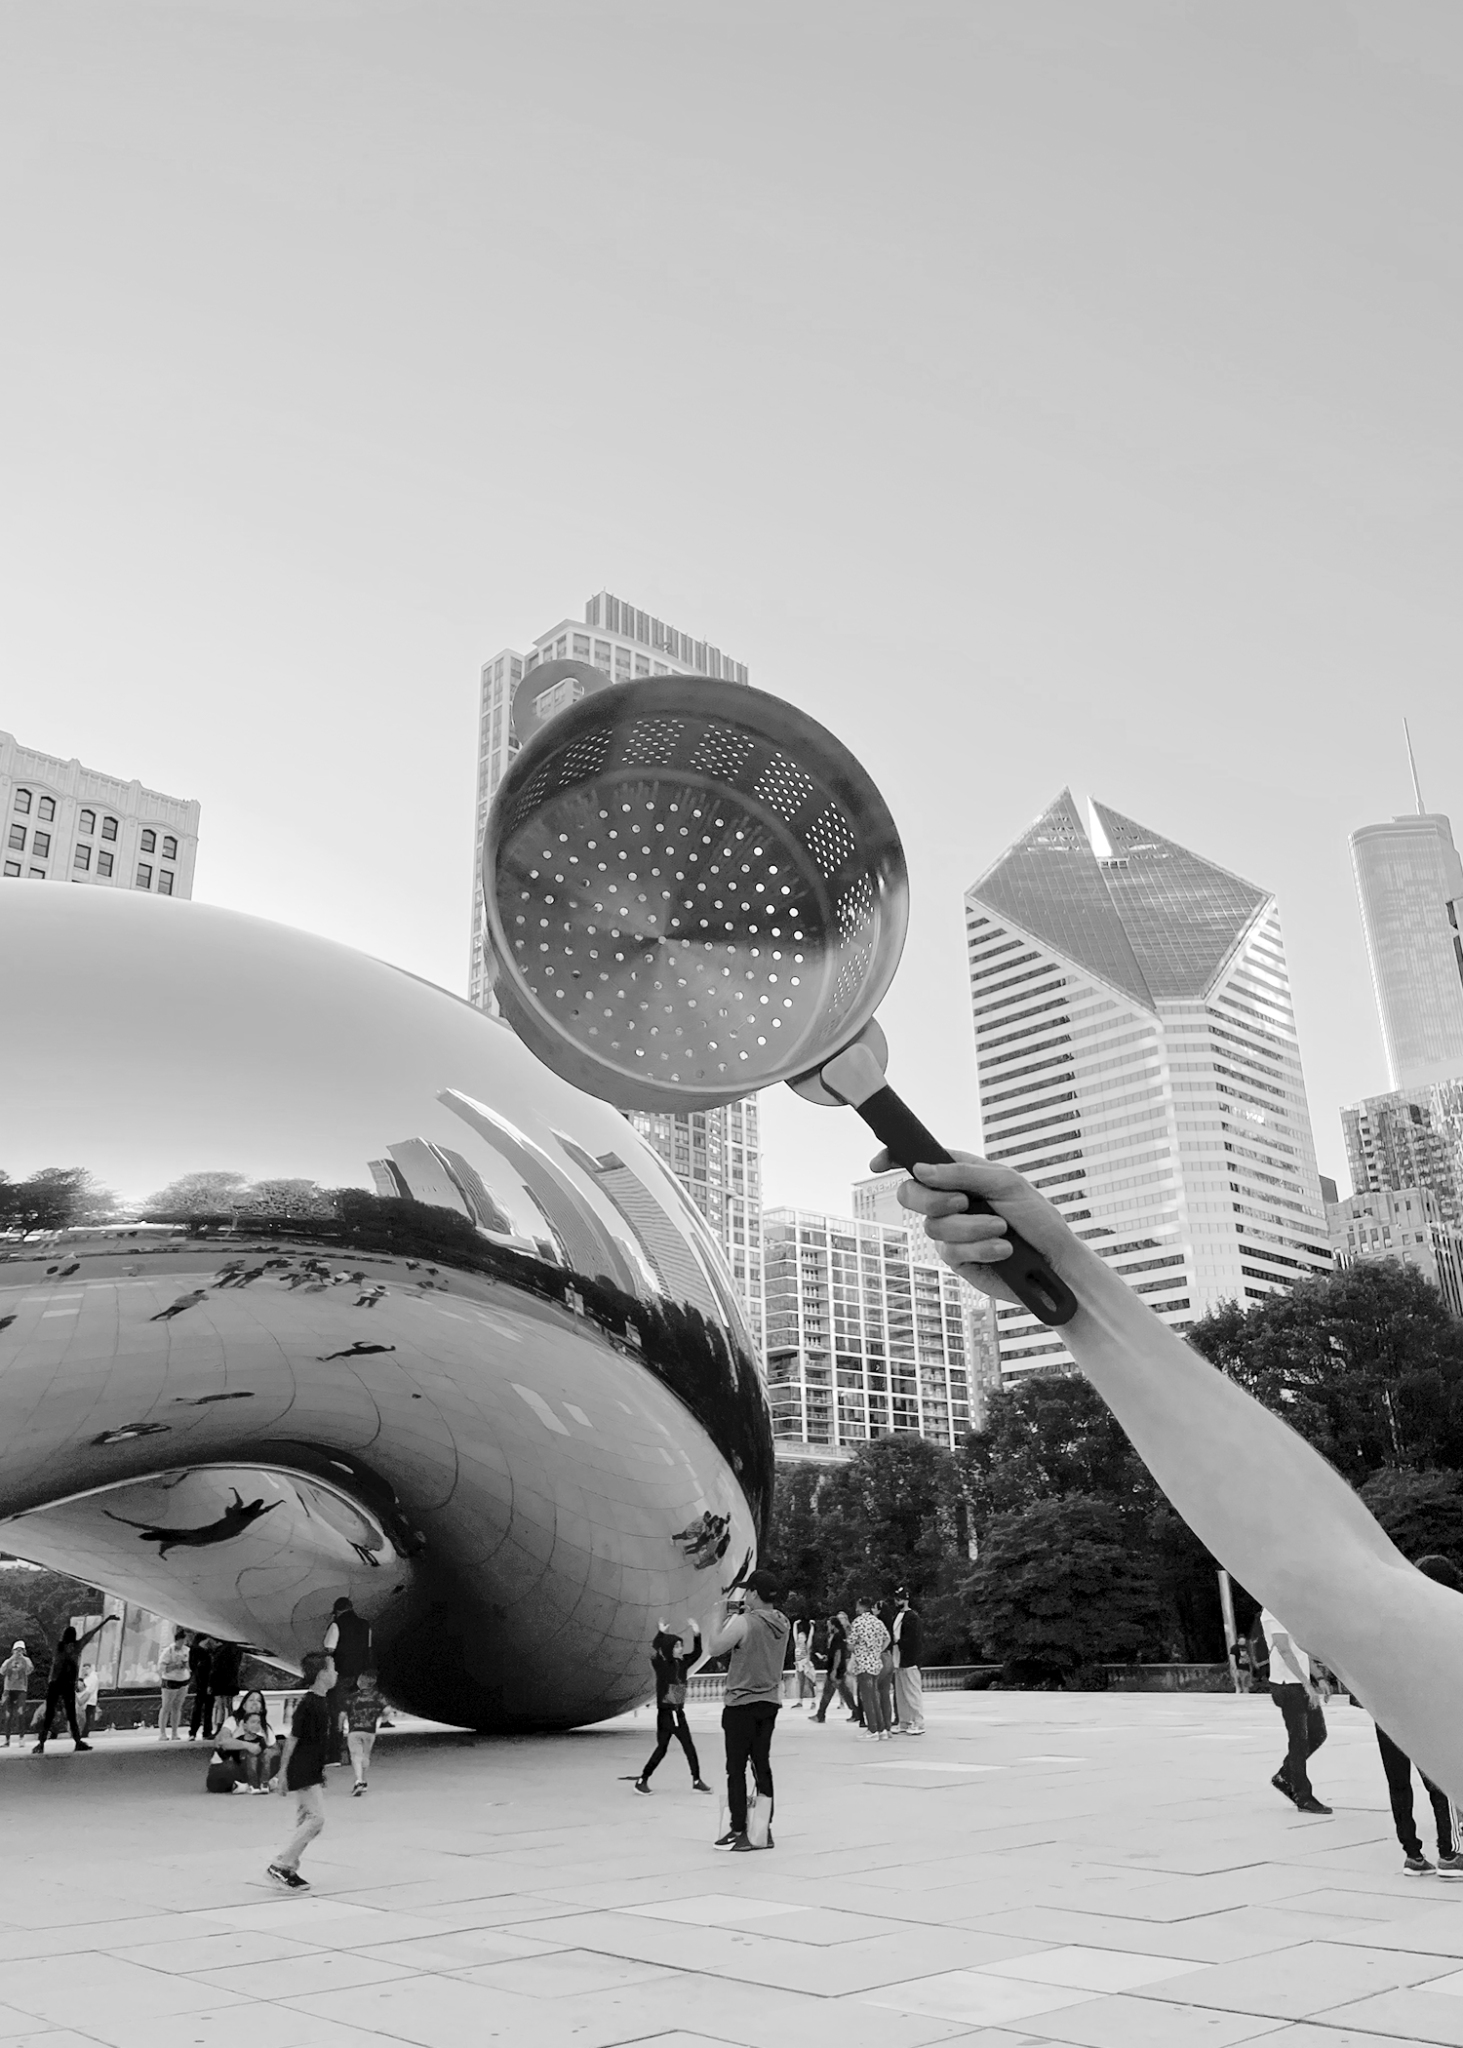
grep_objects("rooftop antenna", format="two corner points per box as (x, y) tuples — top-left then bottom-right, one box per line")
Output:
(1404, 719), (1427, 815)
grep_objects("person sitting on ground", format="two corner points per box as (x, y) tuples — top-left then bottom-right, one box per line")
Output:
(343, 1671), (385, 1796)
(887, 1144), (1463, 1801)
(205, 1691), (275, 1794)
(633, 1621), (711, 1796)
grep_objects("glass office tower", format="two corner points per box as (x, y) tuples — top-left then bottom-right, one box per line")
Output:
(966, 793), (1332, 1380)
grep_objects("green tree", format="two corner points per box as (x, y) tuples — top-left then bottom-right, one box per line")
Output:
(142, 1171), (250, 1218)
(816, 1434), (963, 1612)
(962, 1372), (1157, 1529)
(764, 1460), (831, 1615)
(0, 1167), (117, 1231)
(1358, 1467), (1463, 1572)
(1188, 1261), (1463, 1481)
(963, 1495), (1169, 1685)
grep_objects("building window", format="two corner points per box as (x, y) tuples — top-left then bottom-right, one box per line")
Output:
(140, 829), (156, 854)
(28, 867), (45, 878)
(13, 789), (31, 814)
(96, 849), (114, 877)
(2, 861), (18, 876)
(101, 816), (117, 841)
(157, 869), (174, 896)
(79, 809), (95, 834)
(162, 835), (177, 859)
(7, 826), (24, 851)
(32, 832), (50, 858)
(37, 797), (54, 822)
(136, 864), (152, 889)
(73, 845), (91, 871)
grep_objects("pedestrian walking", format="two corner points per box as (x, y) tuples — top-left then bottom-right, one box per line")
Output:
(158, 1628), (190, 1739)
(343, 1672), (385, 1795)
(32, 1617), (115, 1754)
(187, 1635), (215, 1740)
(790, 1617), (818, 1708)
(322, 1597), (372, 1764)
(2, 1640), (33, 1746)
(1370, 1555), (1463, 1875)
(847, 1597), (892, 1740)
(1261, 1607), (1331, 1814)
(632, 1622), (711, 1795)
(268, 1651), (335, 1890)
(812, 1611), (857, 1723)
(705, 1571), (789, 1852)
(892, 1589), (925, 1734)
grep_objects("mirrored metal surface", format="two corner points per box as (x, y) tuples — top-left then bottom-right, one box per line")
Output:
(0, 886), (771, 1731)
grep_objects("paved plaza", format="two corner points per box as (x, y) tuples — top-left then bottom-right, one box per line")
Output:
(5, 1689), (1463, 2045)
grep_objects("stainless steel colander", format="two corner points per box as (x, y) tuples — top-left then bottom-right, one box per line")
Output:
(483, 677), (1077, 1327)
(484, 677), (906, 1110)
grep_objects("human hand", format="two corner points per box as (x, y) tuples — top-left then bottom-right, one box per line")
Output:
(871, 1151), (1081, 1307)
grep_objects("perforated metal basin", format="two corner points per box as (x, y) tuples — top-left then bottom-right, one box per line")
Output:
(482, 678), (909, 1111)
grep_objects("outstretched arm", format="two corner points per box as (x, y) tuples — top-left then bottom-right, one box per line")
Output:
(75, 1617), (116, 1651)
(889, 1149), (1463, 1797)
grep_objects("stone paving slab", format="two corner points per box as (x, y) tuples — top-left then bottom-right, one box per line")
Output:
(5, 1690), (1463, 2043)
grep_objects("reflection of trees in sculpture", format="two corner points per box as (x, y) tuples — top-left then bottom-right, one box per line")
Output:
(143, 1172), (337, 1220)
(0, 1167), (118, 1232)
(145, 1184), (772, 1528)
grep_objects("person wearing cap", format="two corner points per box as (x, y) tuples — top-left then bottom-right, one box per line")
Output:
(704, 1570), (790, 1852)
(892, 1589), (925, 1735)
(1, 1640), (33, 1746)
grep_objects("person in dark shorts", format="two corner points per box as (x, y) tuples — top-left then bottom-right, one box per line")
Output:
(633, 1621), (711, 1795)
(268, 1651), (335, 1890)
(705, 1570), (790, 1853)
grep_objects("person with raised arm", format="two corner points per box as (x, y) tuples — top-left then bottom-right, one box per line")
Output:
(886, 1148), (1463, 1802)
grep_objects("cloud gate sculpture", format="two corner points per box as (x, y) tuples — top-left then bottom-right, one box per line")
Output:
(0, 887), (771, 1730)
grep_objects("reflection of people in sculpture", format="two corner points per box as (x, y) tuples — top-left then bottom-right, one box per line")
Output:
(891, 1148), (1463, 1800)
(103, 1487), (281, 1557)
(150, 1288), (208, 1322)
(317, 1341), (396, 1361)
(671, 1511), (730, 1569)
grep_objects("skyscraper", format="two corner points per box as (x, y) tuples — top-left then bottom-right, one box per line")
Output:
(1343, 1085), (1463, 1233)
(1350, 741), (1463, 1090)
(762, 1207), (974, 1451)
(1, 732), (200, 897)
(966, 793), (1332, 1380)
(1326, 1185), (1463, 1319)
(469, 593), (762, 1341)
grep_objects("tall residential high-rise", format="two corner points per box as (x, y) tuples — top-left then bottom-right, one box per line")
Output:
(762, 1207), (974, 1452)
(853, 1168), (1001, 1418)
(1, 732), (200, 897)
(1349, 737), (1463, 1091)
(468, 592), (762, 1340)
(1342, 1084), (1463, 1233)
(966, 793), (1332, 1381)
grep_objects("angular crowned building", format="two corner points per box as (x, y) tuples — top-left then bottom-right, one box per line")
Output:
(966, 794), (1332, 1379)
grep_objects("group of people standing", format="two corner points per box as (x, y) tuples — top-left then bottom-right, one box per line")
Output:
(157, 1631), (244, 1741)
(793, 1590), (925, 1738)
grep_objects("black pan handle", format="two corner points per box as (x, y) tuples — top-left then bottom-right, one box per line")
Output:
(852, 1084), (1079, 1328)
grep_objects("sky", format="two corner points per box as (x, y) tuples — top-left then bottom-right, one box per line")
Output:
(4, 0), (1462, 1216)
